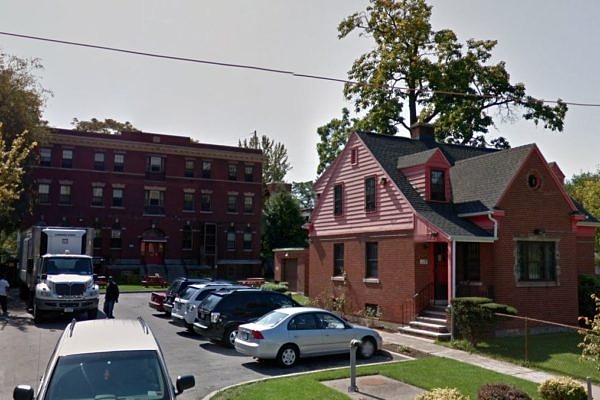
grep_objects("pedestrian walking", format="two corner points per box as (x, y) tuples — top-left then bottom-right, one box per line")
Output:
(0, 273), (10, 317)
(103, 276), (119, 319)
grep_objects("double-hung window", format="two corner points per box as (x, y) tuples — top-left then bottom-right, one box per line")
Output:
(516, 240), (557, 282)
(430, 170), (445, 201)
(365, 242), (378, 278)
(365, 176), (376, 212)
(333, 184), (343, 216)
(333, 243), (344, 276)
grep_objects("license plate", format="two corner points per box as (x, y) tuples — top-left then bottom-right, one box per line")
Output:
(64, 307), (73, 313)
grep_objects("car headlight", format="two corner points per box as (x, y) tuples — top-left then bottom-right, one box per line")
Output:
(36, 284), (52, 298)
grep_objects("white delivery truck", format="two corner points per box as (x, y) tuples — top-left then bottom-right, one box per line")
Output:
(18, 226), (99, 323)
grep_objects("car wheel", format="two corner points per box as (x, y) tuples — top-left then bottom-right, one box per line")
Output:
(277, 344), (298, 367)
(87, 308), (98, 320)
(358, 337), (376, 359)
(223, 327), (238, 348)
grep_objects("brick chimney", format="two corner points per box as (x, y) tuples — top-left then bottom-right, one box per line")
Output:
(410, 123), (435, 143)
(548, 162), (565, 184)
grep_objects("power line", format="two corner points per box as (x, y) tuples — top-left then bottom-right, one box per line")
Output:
(1, 30), (599, 108)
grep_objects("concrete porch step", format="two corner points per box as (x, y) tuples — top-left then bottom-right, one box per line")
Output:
(409, 320), (449, 333)
(416, 316), (447, 325)
(399, 326), (451, 341)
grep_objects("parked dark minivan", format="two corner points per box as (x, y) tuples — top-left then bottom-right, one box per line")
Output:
(193, 288), (300, 347)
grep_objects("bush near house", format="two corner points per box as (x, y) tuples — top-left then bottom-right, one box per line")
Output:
(451, 297), (517, 346)
(260, 281), (289, 293)
(538, 377), (587, 400)
(477, 383), (531, 400)
(415, 387), (470, 400)
(579, 274), (600, 321)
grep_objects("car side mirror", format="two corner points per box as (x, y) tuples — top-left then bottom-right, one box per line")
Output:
(175, 375), (195, 394)
(13, 385), (34, 400)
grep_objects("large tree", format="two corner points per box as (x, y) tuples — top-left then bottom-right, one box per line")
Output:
(0, 125), (36, 220)
(71, 118), (139, 134)
(317, 0), (567, 174)
(291, 181), (315, 210)
(239, 131), (290, 183)
(261, 191), (307, 257)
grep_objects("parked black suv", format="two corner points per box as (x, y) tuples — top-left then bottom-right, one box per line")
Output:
(193, 288), (300, 347)
(162, 278), (212, 315)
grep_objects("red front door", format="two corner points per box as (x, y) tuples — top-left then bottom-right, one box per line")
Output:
(434, 243), (448, 301)
(141, 241), (165, 264)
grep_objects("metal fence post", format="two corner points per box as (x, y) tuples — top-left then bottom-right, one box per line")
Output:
(587, 377), (593, 400)
(348, 339), (361, 393)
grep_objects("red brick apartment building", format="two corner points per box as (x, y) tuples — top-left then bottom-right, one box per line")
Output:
(23, 128), (264, 280)
(308, 124), (599, 328)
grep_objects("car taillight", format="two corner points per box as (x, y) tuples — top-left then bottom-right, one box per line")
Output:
(251, 330), (264, 340)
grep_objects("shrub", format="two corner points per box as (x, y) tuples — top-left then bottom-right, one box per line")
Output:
(538, 377), (587, 400)
(451, 297), (517, 346)
(477, 383), (531, 400)
(260, 281), (288, 293)
(415, 387), (470, 400)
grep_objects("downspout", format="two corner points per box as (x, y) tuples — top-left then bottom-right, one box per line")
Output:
(487, 212), (498, 239)
(451, 240), (456, 299)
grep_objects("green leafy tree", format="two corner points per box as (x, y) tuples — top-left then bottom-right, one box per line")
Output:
(71, 118), (139, 134)
(0, 125), (37, 219)
(580, 294), (600, 371)
(317, 0), (567, 173)
(291, 181), (315, 209)
(565, 169), (600, 250)
(262, 191), (307, 257)
(239, 130), (290, 183)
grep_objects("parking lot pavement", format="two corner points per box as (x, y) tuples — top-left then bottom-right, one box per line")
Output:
(1, 290), (408, 400)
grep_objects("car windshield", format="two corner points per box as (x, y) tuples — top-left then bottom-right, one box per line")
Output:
(255, 311), (288, 327)
(181, 287), (199, 300)
(43, 257), (92, 275)
(44, 350), (169, 400)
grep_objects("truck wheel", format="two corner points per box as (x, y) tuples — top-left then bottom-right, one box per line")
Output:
(88, 308), (98, 320)
(19, 284), (29, 300)
(33, 304), (42, 324)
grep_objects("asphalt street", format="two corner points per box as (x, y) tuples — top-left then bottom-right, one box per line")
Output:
(1, 290), (401, 399)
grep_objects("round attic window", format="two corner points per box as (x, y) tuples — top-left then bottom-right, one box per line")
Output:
(527, 172), (541, 189)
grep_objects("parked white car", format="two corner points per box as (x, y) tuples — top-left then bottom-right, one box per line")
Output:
(234, 307), (383, 367)
(171, 281), (246, 332)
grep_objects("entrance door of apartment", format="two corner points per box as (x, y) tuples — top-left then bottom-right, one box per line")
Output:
(433, 243), (448, 301)
(141, 241), (165, 265)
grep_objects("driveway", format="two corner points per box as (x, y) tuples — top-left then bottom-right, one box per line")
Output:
(1, 290), (402, 399)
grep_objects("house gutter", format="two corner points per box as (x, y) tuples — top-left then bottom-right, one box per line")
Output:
(456, 210), (499, 241)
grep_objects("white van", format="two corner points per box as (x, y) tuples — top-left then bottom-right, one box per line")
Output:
(171, 281), (247, 332)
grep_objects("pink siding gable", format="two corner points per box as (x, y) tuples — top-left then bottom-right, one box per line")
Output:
(311, 133), (414, 236)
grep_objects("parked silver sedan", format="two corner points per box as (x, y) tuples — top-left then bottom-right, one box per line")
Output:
(234, 307), (382, 367)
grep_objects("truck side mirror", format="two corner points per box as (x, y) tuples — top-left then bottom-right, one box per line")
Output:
(13, 385), (34, 400)
(176, 375), (195, 394)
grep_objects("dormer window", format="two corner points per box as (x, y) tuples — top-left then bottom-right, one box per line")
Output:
(430, 170), (445, 201)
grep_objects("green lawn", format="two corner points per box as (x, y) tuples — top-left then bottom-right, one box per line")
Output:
(212, 356), (542, 400)
(449, 332), (600, 383)
(99, 284), (162, 293)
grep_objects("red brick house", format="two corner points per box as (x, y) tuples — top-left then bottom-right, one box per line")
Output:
(24, 128), (264, 280)
(308, 124), (599, 327)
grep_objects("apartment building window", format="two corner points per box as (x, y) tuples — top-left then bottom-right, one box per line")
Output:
(430, 170), (446, 201)
(226, 226), (236, 250)
(112, 188), (124, 207)
(333, 243), (344, 276)
(94, 152), (105, 170)
(144, 189), (165, 214)
(40, 148), (52, 166)
(62, 149), (73, 168)
(516, 240), (557, 282)
(365, 176), (376, 212)
(365, 242), (378, 278)
(243, 196), (254, 213)
(184, 159), (195, 177)
(38, 183), (50, 204)
(201, 193), (212, 212)
(114, 153), (124, 172)
(148, 156), (164, 173)
(110, 228), (122, 249)
(333, 184), (343, 216)
(182, 225), (193, 250)
(93, 228), (102, 249)
(183, 192), (195, 211)
(59, 184), (72, 205)
(244, 165), (254, 182)
(227, 195), (238, 213)
(202, 160), (212, 179)
(91, 187), (104, 206)
(228, 164), (238, 180)
(243, 226), (253, 250)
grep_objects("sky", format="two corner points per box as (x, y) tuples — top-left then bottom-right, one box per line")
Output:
(1, 1), (599, 183)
